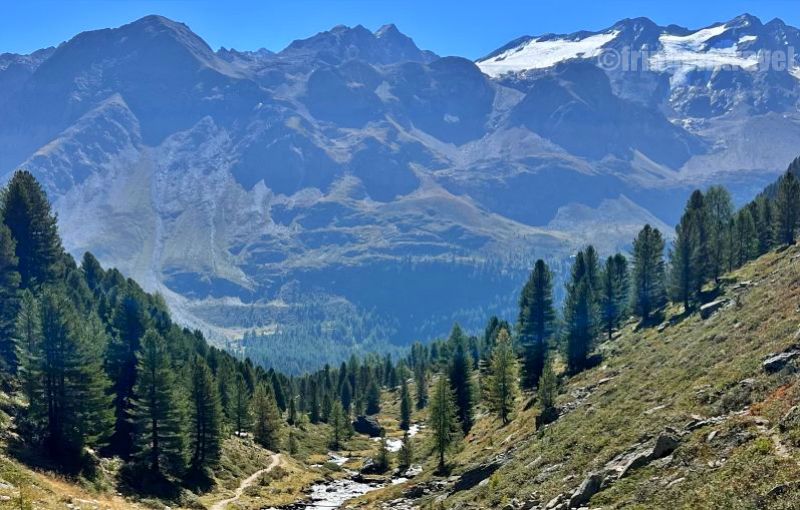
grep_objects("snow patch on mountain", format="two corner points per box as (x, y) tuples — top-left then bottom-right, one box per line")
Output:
(476, 31), (620, 77)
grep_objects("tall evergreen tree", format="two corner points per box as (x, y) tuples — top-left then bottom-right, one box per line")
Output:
(340, 378), (353, 415)
(365, 379), (381, 415)
(485, 329), (519, 425)
(106, 293), (150, 457)
(733, 209), (759, 268)
(131, 329), (187, 476)
(398, 430), (413, 469)
(429, 375), (460, 473)
(599, 254), (629, 340)
(631, 225), (667, 320)
(754, 195), (775, 253)
(0, 171), (62, 288)
(188, 358), (222, 472)
(399, 378), (412, 431)
(447, 325), (474, 434)
(583, 245), (601, 291)
(328, 400), (351, 450)
(0, 224), (20, 375)
(251, 383), (283, 451)
(704, 186), (734, 282)
(23, 289), (112, 463)
(233, 373), (251, 435)
(670, 190), (708, 310)
(16, 291), (41, 418)
(774, 171), (800, 245)
(414, 365), (428, 410)
(517, 259), (555, 389)
(564, 276), (595, 373)
(537, 358), (558, 423)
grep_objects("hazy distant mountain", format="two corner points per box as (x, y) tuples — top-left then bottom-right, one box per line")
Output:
(0, 14), (797, 370)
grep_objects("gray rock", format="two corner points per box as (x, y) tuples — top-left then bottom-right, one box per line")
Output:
(352, 415), (383, 437)
(763, 350), (800, 373)
(700, 299), (727, 319)
(568, 472), (604, 508)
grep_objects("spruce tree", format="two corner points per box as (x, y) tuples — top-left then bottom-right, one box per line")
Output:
(485, 329), (519, 425)
(365, 379), (381, 415)
(631, 225), (667, 320)
(599, 254), (629, 340)
(733, 208), (758, 268)
(16, 290), (41, 418)
(583, 245), (601, 291)
(309, 381), (322, 423)
(287, 396), (298, 426)
(414, 365), (428, 410)
(188, 357), (222, 472)
(131, 329), (187, 476)
(447, 324), (474, 434)
(375, 433), (391, 473)
(429, 375), (460, 473)
(517, 259), (555, 389)
(399, 378), (412, 431)
(340, 378), (353, 415)
(0, 224), (20, 375)
(774, 171), (800, 245)
(0, 171), (63, 288)
(754, 195), (774, 253)
(251, 383), (283, 451)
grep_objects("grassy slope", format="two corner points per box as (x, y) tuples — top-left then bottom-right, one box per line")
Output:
(362, 244), (800, 509)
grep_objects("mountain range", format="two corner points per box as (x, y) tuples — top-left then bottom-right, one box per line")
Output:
(1, 13), (797, 371)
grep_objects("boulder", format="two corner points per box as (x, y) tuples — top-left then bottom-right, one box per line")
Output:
(452, 460), (503, 492)
(700, 299), (727, 319)
(568, 472), (604, 508)
(763, 350), (799, 373)
(353, 415), (382, 437)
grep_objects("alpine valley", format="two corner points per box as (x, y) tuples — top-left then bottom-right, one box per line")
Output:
(2, 13), (799, 371)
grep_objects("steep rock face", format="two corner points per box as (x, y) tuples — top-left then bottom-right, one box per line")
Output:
(1, 14), (798, 369)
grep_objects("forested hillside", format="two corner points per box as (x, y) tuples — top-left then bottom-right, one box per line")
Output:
(0, 159), (798, 509)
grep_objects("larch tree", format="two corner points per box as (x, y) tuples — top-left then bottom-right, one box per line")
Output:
(428, 374), (460, 474)
(485, 328), (519, 425)
(447, 324), (475, 434)
(670, 190), (708, 311)
(328, 400), (351, 450)
(415, 365), (428, 410)
(774, 171), (800, 245)
(233, 372), (251, 436)
(399, 378), (412, 431)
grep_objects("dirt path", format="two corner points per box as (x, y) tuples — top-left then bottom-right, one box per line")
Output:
(210, 453), (282, 510)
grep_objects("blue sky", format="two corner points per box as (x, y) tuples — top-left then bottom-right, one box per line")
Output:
(2, 0), (800, 59)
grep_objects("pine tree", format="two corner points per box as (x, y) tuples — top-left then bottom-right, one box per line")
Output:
(328, 400), (351, 450)
(599, 254), (629, 340)
(583, 245), (601, 291)
(288, 430), (299, 455)
(321, 392), (333, 423)
(414, 365), (428, 410)
(233, 373), (251, 436)
(447, 325), (474, 434)
(251, 383), (283, 451)
(309, 381), (322, 423)
(106, 293), (150, 458)
(517, 259), (555, 389)
(0, 171), (63, 288)
(375, 432), (391, 473)
(287, 396), (298, 426)
(485, 329), (519, 425)
(754, 195), (775, 253)
(399, 378), (412, 431)
(774, 171), (800, 245)
(537, 358), (558, 424)
(131, 329), (187, 476)
(429, 375), (460, 473)
(0, 224), (20, 375)
(631, 225), (667, 321)
(704, 186), (734, 282)
(669, 191), (708, 310)
(188, 357), (222, 472)
(23, 289), (112, 464)
(365, 379), (381, 415)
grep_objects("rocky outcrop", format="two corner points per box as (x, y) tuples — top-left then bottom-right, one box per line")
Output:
(763, 347), (800, 373)
(353, 415), (383, 437)
(452, 459), (504, 492)
(700, 299), (728, 319)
